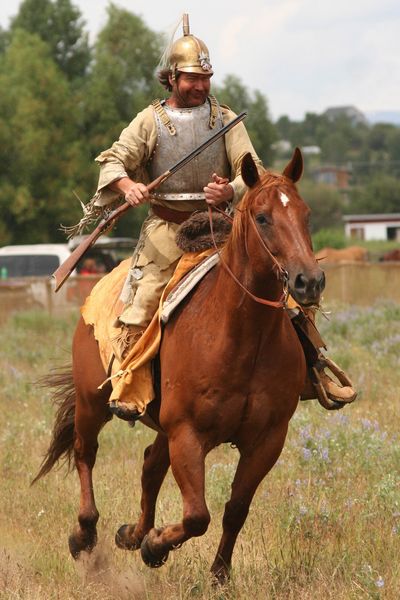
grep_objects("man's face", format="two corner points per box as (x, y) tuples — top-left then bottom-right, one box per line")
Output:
(169, 72), (212, 108)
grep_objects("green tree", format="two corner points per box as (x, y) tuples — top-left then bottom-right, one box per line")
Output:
(0, 30), (88, 244)
(0, 26), (9, 54)
(83, 4), (163, 154)
(387, 128), (400, 178)
(298, 180), (345, 232)
(348, 175), (400, 214)
(367, 123), (393, 152)
(275, 113), (331, 150)
(317, 115), (366, 163)
(214, 74), (276, 165)
(275, 115), (292, 141)
(79, 5), (165, 237)
(10, 0), (90, 80)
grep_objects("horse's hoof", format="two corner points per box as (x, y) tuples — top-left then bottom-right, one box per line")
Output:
(115, 524), (142, 551)
(211, 568), (230, 586)
(211, 557), (231, 585)
(140, 532), (169, 568)
(68, 529), (97, 560)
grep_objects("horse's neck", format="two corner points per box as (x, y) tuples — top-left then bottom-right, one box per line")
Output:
(212, 243), (285, 333)
(222, 235), (282, 294)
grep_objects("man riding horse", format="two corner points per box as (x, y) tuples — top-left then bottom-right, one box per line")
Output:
(83, 14), (356, 420)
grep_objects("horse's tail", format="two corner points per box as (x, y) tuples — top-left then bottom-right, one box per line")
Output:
(32, 366), (76, 485)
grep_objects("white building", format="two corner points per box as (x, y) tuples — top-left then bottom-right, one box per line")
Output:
(343, 214), (400, 241)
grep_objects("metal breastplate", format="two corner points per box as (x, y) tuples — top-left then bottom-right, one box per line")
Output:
(148, 99), (230, 201)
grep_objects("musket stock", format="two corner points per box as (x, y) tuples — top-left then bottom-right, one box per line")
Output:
(52, 111), (247, 291)
(52, 172), (170, 291)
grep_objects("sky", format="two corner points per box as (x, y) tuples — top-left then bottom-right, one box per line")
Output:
(1, 0), (399, 121)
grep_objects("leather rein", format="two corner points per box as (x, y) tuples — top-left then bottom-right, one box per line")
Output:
(208, 204), (289, 309)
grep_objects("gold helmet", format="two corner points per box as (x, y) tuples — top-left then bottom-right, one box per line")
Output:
(169, 14), (213, 79)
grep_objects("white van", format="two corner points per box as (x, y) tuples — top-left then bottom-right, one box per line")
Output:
(0, 237), (136, 279)
(0, 238), (136, 313)
(0, 244), (71, 279)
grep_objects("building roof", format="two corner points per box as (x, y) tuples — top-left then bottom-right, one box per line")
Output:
(323, 105), (368, 126)
(343, 213), (400, 223)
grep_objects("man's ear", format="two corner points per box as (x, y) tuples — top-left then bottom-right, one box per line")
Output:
(241, 153), (260, 188)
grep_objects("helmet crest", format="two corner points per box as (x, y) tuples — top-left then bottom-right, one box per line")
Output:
(167, 14), (213, 79)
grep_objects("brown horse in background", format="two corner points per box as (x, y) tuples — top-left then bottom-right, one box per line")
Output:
(34, 149), (325, 582)
(315, 245), (368, 264)
(380, 248), (400, 261)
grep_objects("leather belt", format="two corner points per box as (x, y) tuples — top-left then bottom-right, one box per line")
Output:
(152, 203), (229, 225)
(152, 204), (194, 224)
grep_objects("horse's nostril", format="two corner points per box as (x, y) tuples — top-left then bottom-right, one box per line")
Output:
(295, 273), (307, 291)
(294, 271), (325, 298)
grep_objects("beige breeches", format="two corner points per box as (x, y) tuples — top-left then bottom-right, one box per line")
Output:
(118, 212), (183, 327)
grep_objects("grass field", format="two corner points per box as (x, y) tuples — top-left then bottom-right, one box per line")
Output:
(1, 303), (399, 599)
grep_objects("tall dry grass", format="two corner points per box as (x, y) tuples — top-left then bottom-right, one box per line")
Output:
(0, 304), (399, 599)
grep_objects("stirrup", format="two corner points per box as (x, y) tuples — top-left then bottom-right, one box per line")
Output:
(109, 399), (143, 422)
(311, 357), (357, 411)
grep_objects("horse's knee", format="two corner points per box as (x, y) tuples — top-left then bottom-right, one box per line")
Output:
(183, 509), (210, 537)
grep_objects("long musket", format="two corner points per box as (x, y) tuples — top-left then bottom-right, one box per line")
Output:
(53, 111), (247, 291)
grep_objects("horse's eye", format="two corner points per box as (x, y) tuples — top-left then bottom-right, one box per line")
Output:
(255, 214), (270, 226)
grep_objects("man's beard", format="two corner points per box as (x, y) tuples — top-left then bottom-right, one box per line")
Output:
(176, 86), (208, 107)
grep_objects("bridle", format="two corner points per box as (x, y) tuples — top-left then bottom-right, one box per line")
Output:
(208, 202), (289, 309)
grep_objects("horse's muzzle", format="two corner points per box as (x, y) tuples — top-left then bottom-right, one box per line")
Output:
(291, 269), (326, 306)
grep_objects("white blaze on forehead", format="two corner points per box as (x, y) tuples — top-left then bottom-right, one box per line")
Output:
(280, 192), (290, 207)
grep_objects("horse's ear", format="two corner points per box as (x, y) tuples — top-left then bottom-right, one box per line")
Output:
(282, 147), (303, 183)
(241, 153), (260, 188)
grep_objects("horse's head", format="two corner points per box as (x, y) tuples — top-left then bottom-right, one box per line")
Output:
(239, 148), (325, 307)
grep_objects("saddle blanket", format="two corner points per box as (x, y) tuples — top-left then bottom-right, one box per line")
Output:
(161, 252), (219, 323)
(81, 248), (217, 413)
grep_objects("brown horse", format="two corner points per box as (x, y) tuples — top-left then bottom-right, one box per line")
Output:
(315, 245), (368, 263)
(380, 248), (400, 261)
(34, 149), (325, 582)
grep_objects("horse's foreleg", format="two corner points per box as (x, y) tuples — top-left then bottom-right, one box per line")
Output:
(116, 432), (170, 551)
(211, 425), (289, 583)
(140, 426), (210, 568)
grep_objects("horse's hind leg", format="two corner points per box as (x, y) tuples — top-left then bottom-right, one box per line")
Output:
(69, 318), (112, 559)
(211, 425), (289, 583)
(116, 432), (170, 551)
(140, 425), (210, 568)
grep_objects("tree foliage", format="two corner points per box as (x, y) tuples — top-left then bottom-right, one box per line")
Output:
(10, 0), (90, 80)
(214, 75), (276, 165)
(298, 181), (345, 233)
(83, 5), (163, 154)
(0, 30), (88, 244)
(348, 175), (400, 215)
(1, 3), (399, 244)
(277, 110), (400, 220)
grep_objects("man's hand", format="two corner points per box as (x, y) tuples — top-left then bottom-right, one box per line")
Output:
(124, 182), (149, 206)
(204, 173), (234, 206)
(109, 177), (149, 206)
